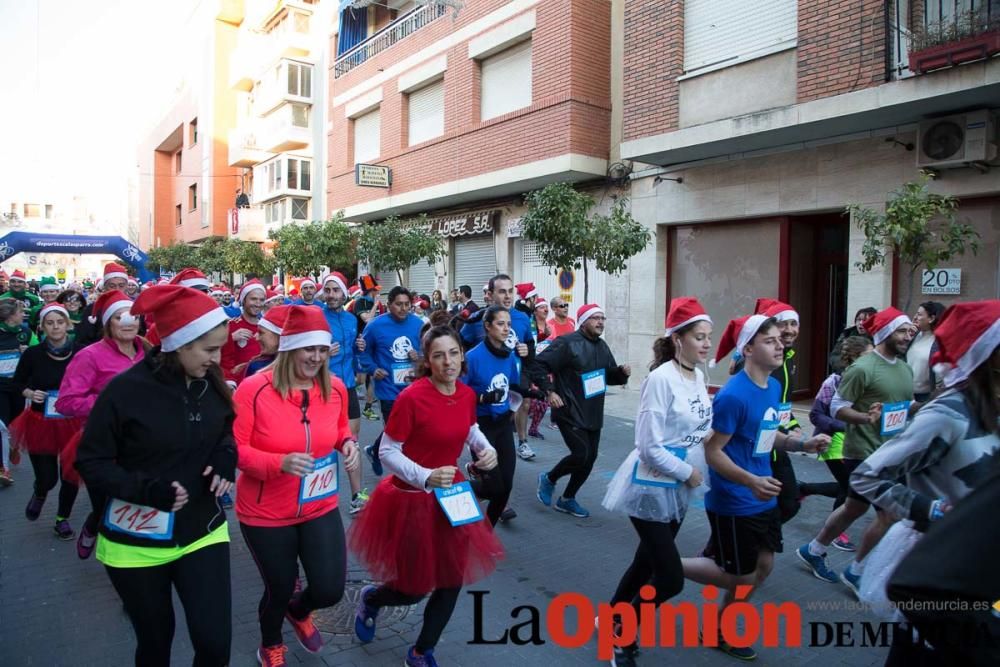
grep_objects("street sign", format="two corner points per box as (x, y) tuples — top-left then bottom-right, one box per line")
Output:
(921, 268), (961, 295)
(558, 269), (574, 291)
(355, 164), (392, 188)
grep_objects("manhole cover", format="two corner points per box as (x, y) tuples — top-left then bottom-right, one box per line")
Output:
(313, 579), (416, 635)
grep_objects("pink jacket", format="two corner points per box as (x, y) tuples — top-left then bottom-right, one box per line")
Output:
(55, 338), (145, 417)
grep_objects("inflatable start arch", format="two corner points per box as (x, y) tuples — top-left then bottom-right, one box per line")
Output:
(0, 231), (155, 283)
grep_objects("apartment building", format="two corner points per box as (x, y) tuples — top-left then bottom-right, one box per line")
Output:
(328, 0), (612, 303)
(614, 0), (1000, 393)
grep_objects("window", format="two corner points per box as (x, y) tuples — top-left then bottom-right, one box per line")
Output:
(683, 0), (797, 74)
(175, 151), (182, 174)
(189, 118), (198, 145)
(44, 204), (53, 219)
(353, 108), (381, 164)
(265, 199), (285, 224)
(290, 102), (309, 128)
(287, 62), (312, 98)
(290, 197), (309, 220)
(189, 184), (198, 211)
(480, 40), (532, 121)
(408, 78), (445, 146)
(24, 203), (41, 218)
(286, 157), (311, 191)
(176, 204), (183, 226)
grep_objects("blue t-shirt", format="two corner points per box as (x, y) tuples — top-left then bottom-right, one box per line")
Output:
(358, 312), (424, 401)
(293, 298), (322, 308)
(463, 342), (521, 419)
(323, 306), (359, 389)
(223, 305), (242, 318)
(705, 370), (781, 517)
(245, 354), (275, 378)
(460, 307), (534, 351)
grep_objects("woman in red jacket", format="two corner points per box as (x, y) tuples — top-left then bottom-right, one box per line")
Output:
(234, 306), (360, 667)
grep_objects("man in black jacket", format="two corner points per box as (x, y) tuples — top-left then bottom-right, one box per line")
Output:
(533, 303), (630, 518)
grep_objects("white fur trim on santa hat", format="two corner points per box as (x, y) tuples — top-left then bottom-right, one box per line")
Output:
(300, 278), (317, 289)
(159, 307), (230, 353)
(239, 282), (266, 304)
(104, 269), (128, 281)
(100, 299), (134, 326)
(279, 330), (332, 352)
(259, 318), (283, 336)
(179, 276), (211, 289)
(735, 314), (771, 359)
(873, 314), (912, 346)
(942, 316), (1000, 388)
(665, 313), (712, 337)
(39, 304), (70, 321)
(577, 305), (605, 329)
(772, 309), (799, 323)
(321, 273), (348, 296)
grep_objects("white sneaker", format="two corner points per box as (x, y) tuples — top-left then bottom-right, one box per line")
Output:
(516, 442), (536, 460)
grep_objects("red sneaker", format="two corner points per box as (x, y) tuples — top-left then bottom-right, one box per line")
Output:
(285, 604), (323, 653)
(256, 644), (287, 667)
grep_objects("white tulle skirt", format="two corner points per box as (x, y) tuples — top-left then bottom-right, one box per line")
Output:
(602, 443), (709, 523)
(858, 521), (924, 621)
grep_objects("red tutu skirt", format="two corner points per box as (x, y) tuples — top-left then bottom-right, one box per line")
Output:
(9, 409), (84, 457)
(58, 428), (85, 485)
(348, 476), (505, 596)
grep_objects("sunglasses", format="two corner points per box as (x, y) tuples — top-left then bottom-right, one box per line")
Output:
(554, 304), (569, 308)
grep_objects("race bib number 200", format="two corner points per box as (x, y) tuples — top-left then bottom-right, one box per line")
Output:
(881, 401), (910, 437)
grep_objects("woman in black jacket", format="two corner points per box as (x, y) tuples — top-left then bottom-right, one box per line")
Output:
(76, 286), (236, 667)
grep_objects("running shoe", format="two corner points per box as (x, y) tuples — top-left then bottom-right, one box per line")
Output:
(537, 472), (555, 506)
(831, 533), (856, 552)
(841, 568), (862, 599)
(499, 506), (517, 523)
(362, 404), (378, 421)
(354, 584), (379, 644)
(54, 519), (75, 541)
(516, 441), (536, 460)
(77, 524), (97, 560)
(349, 489), (369, 514)
(528, 430), (545, 440)
(364, 442), (383, 477)
(611, 644), (639, 667)
(795, 544), (839, 583)
(285, 603), (323, 653)
(25, 493), (45, 521)
(256, 643), (287, 667)
(0, 468), (13, 486)
(220, 492), (233, 509)
(555, 497), (590, 518)
(405, 646), (439, 667)
(702, 631), (757, 661)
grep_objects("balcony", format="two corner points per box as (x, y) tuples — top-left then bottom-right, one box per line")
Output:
(264, 3), (313, 59)
(252, 59), (314, 116)
(253, 154), (312, 203)
(227, 127), (272, 167)
(259, 102), (310, 153)
(227, 207), (267, 243)
(334, 4), (448, 79)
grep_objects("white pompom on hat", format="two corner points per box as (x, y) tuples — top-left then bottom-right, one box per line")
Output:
(88, 290), (134, 326)
(131, 285), (230, 352)
(930, 300), (1000, 388)
(278, 305), (332, 352)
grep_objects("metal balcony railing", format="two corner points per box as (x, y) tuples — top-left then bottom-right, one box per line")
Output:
(334, 4), (448, 78)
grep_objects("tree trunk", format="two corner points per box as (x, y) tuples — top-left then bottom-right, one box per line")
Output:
(904, 265), (919, 314)
(397, 269), (404, 286)
(582, 256), (590, 304)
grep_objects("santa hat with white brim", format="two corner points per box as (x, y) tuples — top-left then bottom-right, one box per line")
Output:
(930, 300), (1000, 388)
(755, 298), (799, 323)
(665, 297), (712, 337)
(238, 279), (266, 305)
(712, 314), (770, 367)
(279, 306), (332, 352)
(103, 263), (129, 282)
(862, 307), (913, 347)
(259, 305), (291, 336)
(576, 303), (605, 329)
(170, 268), (212, 290)
(39, 303), (70, 321)
(132, 285), (230, 352)
(88, 290), (134, 326)
(320, 271), (349, 296)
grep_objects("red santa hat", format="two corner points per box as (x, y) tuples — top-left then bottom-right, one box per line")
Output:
(38, 303), (70, 321)
(713, 314), (771, 367)
(103, 263), (129, 282)
(665, 297), (712, 337)
(320, 271), (349, 296)
(209, 285), (225, 296)
(88, 290), (134, 326)
(348, 285), (361, 298)
(534, 298), (548, 310)
(416, 298), (430, 310)
(264, 289), (282, 303)
(576, 303), (605, 329)
(97, 278), (106, 291)
(169, 268), (211, 290)
(238, 279), (266, 305)
(930, 300), (1000, 388)
(516, 282), (538, 300)
(0, 270), (8, 279)
(755, 298), (799, 323)
(298, 276), (317, 290)
(127, 277), (139, 288)
(9, 269), (26, 281)
(862, 307), (912, 346)
(130, 286), (230, 352)
(259, 304), (291, 335)
(278, 306), (332, 352)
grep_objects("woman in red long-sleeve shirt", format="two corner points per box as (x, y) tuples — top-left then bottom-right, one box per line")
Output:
(233, 306), (360, 667)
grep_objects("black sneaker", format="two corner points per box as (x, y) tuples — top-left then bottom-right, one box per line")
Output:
(499, 506), (517, 522)
(611, 644), (639, 667)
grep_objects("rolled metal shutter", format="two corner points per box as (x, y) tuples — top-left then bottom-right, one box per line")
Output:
(452, 235), (496, 295)
(407, 259), (437, 295)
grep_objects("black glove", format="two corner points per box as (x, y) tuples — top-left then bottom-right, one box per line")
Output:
(478, 388), (505, 405)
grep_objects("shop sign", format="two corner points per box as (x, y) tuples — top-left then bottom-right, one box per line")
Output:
(921, 268), (961, 295)
(506, 217), (523, 238)
(418, 210), (497, 237)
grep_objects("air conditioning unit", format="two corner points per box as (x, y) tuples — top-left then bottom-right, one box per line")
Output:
(917, 110), (997, 169)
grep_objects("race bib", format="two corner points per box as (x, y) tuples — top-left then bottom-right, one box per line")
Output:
(300, 452), (339, 503)
(632, 445), (687, 488)
(582, 369), (606, 399)
(104, 498), (174, 540)
(535, 340), (551, 354)
(880, 401), (910, 437)
(44, 392), (66, 419)
(434, 481), (484, 526)
(0, 351), (19, 378)
(391, 361), (412, 385)
(777, 402), (793, 427)
(754, 419), (780, 458)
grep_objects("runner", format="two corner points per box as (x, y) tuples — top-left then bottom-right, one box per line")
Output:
(0, 298), (35, 485)
(293, 277), (321, 307)
(168, 267), (212, 293)
(0, 269), (41, 312)
(220, 279), (266, 385)
(680, 313), (829, 661)
(534, 303), (631, 518)
(75, 285), (235, 667)
(348, 275), (386, 420)
(222, 287), (241, 318)
(10, 303), (84, 537)
(796, 306), (915, 597)
(320, 271), (370, 513)
(350, 325), (504, 666)
(601, 297), (713, 667)
(462, 305), (521, 525)
(357, 285), (424, 476)
(234, 306), (360, 666)
(526, 296), (551, 441)
(244, 305), (289, 379)
(73, 263), (131, 345)
(56, 290), (146, 559)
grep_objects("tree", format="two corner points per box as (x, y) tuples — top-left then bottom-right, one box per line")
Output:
(849, 171), (980, 312)
(224, 239), (276, 279)
(268, 213), (357, 277)
(521, 182), (650, 302)
(144, 241), (200, 273)
(356, 215), (446, 285)
(194, 237), (230, 276)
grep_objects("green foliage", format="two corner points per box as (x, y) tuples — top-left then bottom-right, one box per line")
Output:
(224, 239), (276, 279)
(521, 182), (650, 301)
(144, 242), (200, 273)
(356, 215), (446, 284)
(194, 237), (229, 275)
(268, 213), (357, 276)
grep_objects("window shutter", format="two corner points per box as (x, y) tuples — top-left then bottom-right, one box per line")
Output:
(452, 235), (496, 294)
(480, 40), (532, 121)
(408, 79), (445, 146)
(407, 259), (437, 295)
(684, 0), (797, 73)
(353, 109), (381, 164)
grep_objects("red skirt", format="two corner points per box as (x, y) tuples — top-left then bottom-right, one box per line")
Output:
(9, 409), (84, 457)
(348, 476), (504, 596)
(58, 429), (85, 485)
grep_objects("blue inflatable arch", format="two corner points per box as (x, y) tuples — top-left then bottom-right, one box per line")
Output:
(0, 231), (155, 283)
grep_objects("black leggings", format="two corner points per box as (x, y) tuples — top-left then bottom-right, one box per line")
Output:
(611, 518), (683, 618)
(367, 585), (461, 653)
(369, 399), (396, 462)
(105, 541), (231, 667)
(469, 414), (515, 526)
(772, 449), (839, 523)
(824, 458), (851, 511)
(547, 422), (601, 499)
(29, 453), (79, 518)
(240, 508), (346, 647)
(83, 486), (108, 534)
